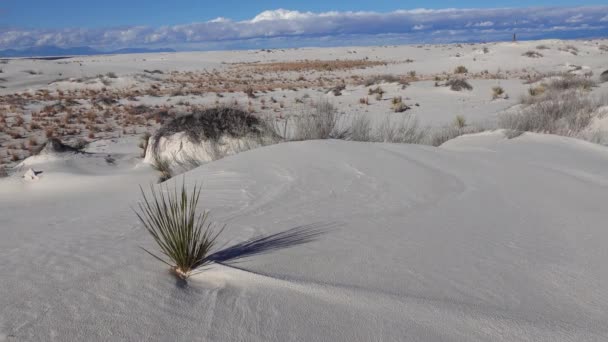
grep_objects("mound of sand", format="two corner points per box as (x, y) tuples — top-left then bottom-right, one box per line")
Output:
(145, 107), (278, 165)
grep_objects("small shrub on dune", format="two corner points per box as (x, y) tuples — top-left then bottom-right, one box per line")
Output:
(446, 79), (473, 91)
(292, 100), (342, 140)
(363, 74), (405, 86)
(151, 154), (172, 183)
(546, 76), (595, 92)
(375, 116), (427, 144)
(522, 51), (543, 58)
(135, 181), (224, 279)
(454, 65), (468, 74)
(152, 107), (277, 154)
(492, 86), (506, 99)
(527, 85), (546, 97)
(454, 115), (466, 129)
(348, 115), (372, 142)
(499, 90), (607, 135)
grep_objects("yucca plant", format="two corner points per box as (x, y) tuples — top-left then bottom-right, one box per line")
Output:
(135, 180), (224, 279)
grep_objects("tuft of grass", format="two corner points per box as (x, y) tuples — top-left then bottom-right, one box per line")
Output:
(139, 132), (151, 158)
(500, 89), (607, 136)
(492, 86), (506, 99)
(135, 180), (225, 279)
(454, 115), (466, 128)
(522, 51), (543, 58)
(152, 154), (172, 183)
(292, 100), (341, 140)
(454, 65), (468, 74)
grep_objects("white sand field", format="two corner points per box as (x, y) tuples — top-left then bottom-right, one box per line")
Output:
(1, 39), (608, 341)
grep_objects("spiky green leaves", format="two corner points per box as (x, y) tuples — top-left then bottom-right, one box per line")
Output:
(135, 180), (224, 279)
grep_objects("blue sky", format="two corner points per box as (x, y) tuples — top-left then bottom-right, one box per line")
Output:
(1, 1), (607, 51)
(3, 0), (607, 28)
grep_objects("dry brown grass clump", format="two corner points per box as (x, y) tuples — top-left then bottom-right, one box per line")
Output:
(454, 66), (468, 74)
(522, 51), (543, 58)
(446, 79), (473, 91)
(239, 59), (387, 73)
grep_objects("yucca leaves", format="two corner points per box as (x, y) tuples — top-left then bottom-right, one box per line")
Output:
(135, 180), (224, 278)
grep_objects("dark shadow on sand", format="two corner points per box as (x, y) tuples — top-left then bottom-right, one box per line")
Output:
(207, 223), (333, 265)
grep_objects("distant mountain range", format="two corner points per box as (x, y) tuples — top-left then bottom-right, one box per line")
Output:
(0, 46), (176, 58)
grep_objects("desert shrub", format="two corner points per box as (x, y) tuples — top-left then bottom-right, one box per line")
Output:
(152, 107), (276, 154)
(331, 84), (346, 96)
(454, 115), (466, 128)
(446, 79), (473, 91)
(527, 85), (546, 97)
(368, 86), (384, 96)
(536, 45), (550, 50)
(393, 102), (410, 113)
(244, 87), (256, 98)
(559, 45), (579, 55)
(347, 115), (372, 142)
(0, 167), (7, 178)
(106, 72), (118, 78)
(151, 154), (172, 183)
(499, 90), (607, 135)
(375, 116), (427, 144)
(492, 86), (505, 99)
(135, 180), (224, 279)
(546, 76), (595, 92)
(600, 70), (608, 83)
(292, 100), (342, 140)
(522, 51), (543, 58)
(359, 97), (369, 105)
(363, 74), (407, 86)
(454, 66), (468, 74)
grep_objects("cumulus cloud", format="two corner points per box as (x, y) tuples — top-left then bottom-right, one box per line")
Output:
(2, 6), (608, 50)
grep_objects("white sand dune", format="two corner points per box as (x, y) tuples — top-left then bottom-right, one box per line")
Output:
(1, 131), (608, 341)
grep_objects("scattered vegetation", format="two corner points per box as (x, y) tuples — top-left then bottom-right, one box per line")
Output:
(500, 75), (606, 137)
(237, 59), (387, 73)
(558, 45), (579, 55)
(446, 79), (473, 91)
(135, 180), (225, 279)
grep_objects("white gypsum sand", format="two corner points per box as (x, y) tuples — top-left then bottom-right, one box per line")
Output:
(0, 39), (608, 341)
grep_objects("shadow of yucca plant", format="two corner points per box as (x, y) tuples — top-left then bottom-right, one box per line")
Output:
(135, 180), (224, 279)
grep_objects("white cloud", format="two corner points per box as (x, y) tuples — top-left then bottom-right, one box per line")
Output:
(1, 6), (608, 50)
(566, 14), (584, 23)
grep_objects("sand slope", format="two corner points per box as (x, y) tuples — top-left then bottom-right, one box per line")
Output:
(1, 132), (608, 341)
